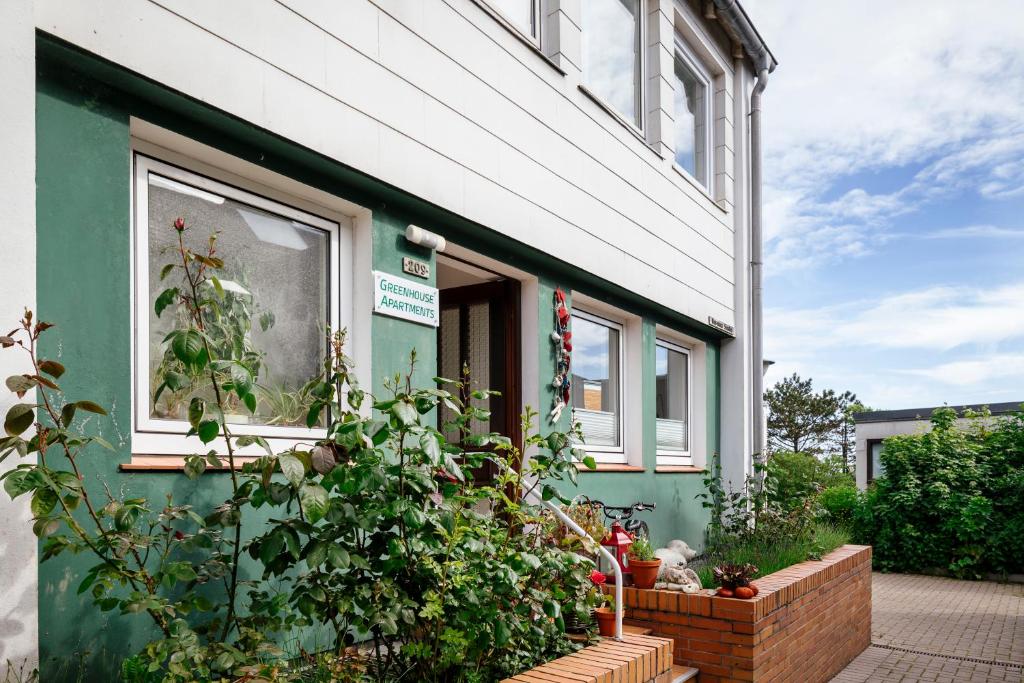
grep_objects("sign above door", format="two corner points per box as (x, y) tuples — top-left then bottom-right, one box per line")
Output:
(373, 270), (440, 327)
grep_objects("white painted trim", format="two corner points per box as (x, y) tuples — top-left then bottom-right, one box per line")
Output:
(655, 324), (707, 469)
(569, 296), (641, 465)
(475, 0), (543, 47)
(654, 337), (692, 463)
(129, 152), (353, 456)
(0, 0), (38, 675)
(670, 37), (713, 190)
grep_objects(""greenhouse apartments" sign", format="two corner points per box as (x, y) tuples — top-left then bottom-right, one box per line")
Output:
(373, 270), (440, 327)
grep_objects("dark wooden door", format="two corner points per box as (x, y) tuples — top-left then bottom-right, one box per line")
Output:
(437, 279), (521, 482)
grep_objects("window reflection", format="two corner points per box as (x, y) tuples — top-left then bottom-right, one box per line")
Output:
(655, 342), (689, 452)
(674, 57), (708, 185)
(582, 0), (641, 126)
(570, 313), (622, 448)
(490, 0), (537, 38)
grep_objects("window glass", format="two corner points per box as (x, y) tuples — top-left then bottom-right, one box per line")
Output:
(673, 56), (708, 185)
(570, 313), (622, 448)
(582, 0), (642, 126)
(870, 441), (885, 480)
(655, 342), (689, 452)
(145, 170), (330, 429)
(489, 0), (537, 37)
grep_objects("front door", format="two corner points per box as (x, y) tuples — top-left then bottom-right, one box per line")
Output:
(437, 279), (521, 481)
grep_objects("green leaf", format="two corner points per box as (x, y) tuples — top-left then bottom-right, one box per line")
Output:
(38, 360), (65, 379)
(187, 397), (205, 428)
(159, 263), (175, 281)
(73, 401), (107, 415)
(305, 540), (328, 568)
(306, 401), (325, 428)
(5, 404), (35, 436)
(582, 456), (597, 470)
(31, 488), (58, 517)
(197, 420), (220, 444)
(154, 288), (179, 317)
(494, 620), (512, 647)
(230, 363), (253, 398)
(299, 483), (329, 523)
(163, 371), (189, 392)
(210, 276), (224, 299)
(3, 470), (34, 499)
(242, 391), (257, 414)
(60, 403), (76, 428)
(259, 311), (275, 332)
(392, 401), (417, 427)
(171, 329), (203, 363)
(279, 454), (305, 487)
(183, 455), (206, 479)
(542, 600), (560, 619)
(420, 432), (441, 464)
(114, 505), (138, 531)
(327, 545), (350, 569)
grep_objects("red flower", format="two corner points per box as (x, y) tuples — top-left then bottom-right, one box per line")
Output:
(174, 530), (185, 540)
(590, 569), (607, 586)
(173, 217), (186, 232)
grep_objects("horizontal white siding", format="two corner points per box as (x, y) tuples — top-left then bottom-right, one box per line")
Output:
(35, 0), (747, 324)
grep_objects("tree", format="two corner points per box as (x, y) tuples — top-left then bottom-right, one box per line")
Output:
(764, 373), (857, 457)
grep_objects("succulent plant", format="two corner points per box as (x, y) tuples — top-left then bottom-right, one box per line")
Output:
(712, 562), (759, 589)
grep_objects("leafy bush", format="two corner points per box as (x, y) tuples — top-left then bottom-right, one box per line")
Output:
(818, 485), (860, 527)
(765, 451), (853, 512)
(0, 217), (602, 682)
(854, 407), (1024, 577)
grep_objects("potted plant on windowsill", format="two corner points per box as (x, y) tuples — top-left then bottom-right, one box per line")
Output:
(626, 536), (662, 589)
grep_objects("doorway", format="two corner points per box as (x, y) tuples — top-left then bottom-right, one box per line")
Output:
(435, 254), (521, 481)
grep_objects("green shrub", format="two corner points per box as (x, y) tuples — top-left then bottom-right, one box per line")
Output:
(854, 407), (1024, 577)
(765, 451), (853, 512)
(818, 485), (860, 527)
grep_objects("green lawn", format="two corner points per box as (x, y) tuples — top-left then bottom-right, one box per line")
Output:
(695, 522), (850, 589)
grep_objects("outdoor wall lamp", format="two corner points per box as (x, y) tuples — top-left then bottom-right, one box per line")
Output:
(405, 225), (446, 252)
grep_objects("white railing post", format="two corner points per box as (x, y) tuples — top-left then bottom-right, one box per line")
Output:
(524, 491), (623, 640)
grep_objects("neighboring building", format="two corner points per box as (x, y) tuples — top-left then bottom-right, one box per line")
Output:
(1, 0), (775, 678)
(853, 401), (1023, 489)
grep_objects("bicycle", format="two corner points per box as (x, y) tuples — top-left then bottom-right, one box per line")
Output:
(575, 496), (656, 539)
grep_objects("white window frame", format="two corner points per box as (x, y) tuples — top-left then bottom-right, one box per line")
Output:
(570, 307), (627, 463)
(131, 153), (348, 456)
(479, 0), (542, 46)
(654, 337), (692, 464)
(580, 0), (647, 133)
(671, 36), (713, 190)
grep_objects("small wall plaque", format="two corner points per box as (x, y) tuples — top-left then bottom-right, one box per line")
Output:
(708, 316), (735, 336)
(402, 256), (430, 279)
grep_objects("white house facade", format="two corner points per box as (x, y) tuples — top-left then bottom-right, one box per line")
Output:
(0, 0), (775, 677)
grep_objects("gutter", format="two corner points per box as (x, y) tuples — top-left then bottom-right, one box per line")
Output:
(710, 1), (776, 463)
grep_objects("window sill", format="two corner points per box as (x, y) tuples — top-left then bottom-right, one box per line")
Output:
(121, 455), (260, 472)
(469, 0), (566, 77)
(576, 463), (645, 473)
(655, 465), (704, 474)
(577, 85), (665, 161)
(671, 163), (728, 214)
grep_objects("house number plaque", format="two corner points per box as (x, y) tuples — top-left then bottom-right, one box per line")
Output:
(402, 257), (430, 279)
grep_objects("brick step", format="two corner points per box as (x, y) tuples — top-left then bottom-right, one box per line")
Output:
(622, 624), (653, 636)
(671, 665), (699, 682)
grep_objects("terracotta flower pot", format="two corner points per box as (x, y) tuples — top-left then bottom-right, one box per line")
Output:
(628, 557), (662, 589)
(594, 607), (617, 637)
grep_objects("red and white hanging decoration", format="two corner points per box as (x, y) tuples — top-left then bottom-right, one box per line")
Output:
(549, 288), (572, 423)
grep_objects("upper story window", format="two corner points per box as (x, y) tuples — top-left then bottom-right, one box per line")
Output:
(655, 339), (690, 462)
(570, 309), (624, 458)
(133, 155), (346, 453)
(581, 0), (643, 128)
(486, 0), (541, 41)
(672, 45), (711, 187)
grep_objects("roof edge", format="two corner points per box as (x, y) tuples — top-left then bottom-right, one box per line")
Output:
(711, 0), (778, 73)
(854, 401), (1024, 424)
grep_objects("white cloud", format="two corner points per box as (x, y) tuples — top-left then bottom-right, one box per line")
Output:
(902, 354), (1024, 386)
(741, 0), (1024, 273)
(926, 224), (1024, 239)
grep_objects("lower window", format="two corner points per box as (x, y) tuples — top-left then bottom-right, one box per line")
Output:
(655, 339), (690, 464)
(133, 154), (345, 452)
(570, 309), (624, 461)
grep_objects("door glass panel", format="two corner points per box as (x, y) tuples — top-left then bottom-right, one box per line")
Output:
(466, 301), (491, 437)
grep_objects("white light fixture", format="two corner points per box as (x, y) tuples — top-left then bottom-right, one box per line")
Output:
(405, 225), (446, 252)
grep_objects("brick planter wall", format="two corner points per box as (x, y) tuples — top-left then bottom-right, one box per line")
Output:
(614, 545), (872, 683)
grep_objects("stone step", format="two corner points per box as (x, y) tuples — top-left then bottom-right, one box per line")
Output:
(671, 665), (699, 682)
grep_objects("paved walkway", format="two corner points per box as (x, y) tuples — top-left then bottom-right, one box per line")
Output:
(833, 572), (1024, 682)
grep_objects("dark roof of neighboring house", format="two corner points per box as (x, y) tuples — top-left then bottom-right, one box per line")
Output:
(853, 401), (1024, 424)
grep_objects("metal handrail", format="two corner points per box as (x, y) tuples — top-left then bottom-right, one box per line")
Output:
(524, 491), (623, 640)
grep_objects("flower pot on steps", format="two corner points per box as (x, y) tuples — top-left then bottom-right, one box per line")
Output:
(628, 557), (662, 589)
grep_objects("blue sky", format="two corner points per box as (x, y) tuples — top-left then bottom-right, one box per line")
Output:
(744, 0), (1024, 409)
